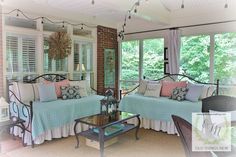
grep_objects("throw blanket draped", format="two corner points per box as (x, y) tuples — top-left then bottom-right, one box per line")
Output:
(11, 95), (103, 139)
(119, 94), (202, 123)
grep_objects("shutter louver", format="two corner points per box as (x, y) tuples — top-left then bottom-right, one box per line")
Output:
(6, 36), (18, 72)
(22, 38), (36, 72)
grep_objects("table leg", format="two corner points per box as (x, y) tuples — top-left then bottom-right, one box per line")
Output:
(74, 121), (80, 148)
(135, 116), (141, 140)
(99, 128), (105, 157)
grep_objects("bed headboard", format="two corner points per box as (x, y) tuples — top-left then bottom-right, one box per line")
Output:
(120, 74), (219, 99)
(24, 73), (68, 83)
(144, 74), (219, 95)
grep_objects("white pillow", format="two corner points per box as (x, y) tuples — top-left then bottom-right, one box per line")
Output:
(137, 80), (148, 94)
(144, 83), (162, 98)
(12, 82), (39, 103)
(199, 85), (216, 99)
(69, 80), (90, 97)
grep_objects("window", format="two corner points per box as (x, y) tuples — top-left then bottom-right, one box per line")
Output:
(6, 36), (18, 72)
(73, 41), (93, 82)
(143, 38), (164, 79)
(43, 38), (68, 72)
(121, 40), (139, 91)
(180, 35), (210, 82)
(6, 35), (36, 80)
(214, 33), (236, 84)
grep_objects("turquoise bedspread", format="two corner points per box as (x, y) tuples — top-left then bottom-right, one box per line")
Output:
(119, 94), (202, 123)
(31, 95), (103, 139)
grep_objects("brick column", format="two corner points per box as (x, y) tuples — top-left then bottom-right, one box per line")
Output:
(0, 5), (3, 97)
(97, 26), (118, 98)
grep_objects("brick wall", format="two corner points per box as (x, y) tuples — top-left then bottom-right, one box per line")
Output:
(0, 6), (3, 97)
(97, 25), (118, 98)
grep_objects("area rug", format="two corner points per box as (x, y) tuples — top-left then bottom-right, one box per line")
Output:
(1, 129), (185, 157)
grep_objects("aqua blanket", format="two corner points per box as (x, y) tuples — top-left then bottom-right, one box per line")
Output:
(119, 94), (202, 123)
(31, 95), (103, 139)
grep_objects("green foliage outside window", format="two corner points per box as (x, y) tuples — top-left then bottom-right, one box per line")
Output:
(180, 35), (210, 82)
(121, 33), (236, 92)
(121, 39), (164, 91)
(214, 33), (236, 84)
(121, 41), (139, 91)
(143, 38), (164, 80)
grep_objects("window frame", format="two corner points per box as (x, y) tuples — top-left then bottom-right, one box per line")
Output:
(6, 33), (37, 80)
(73, 39), (94, 80)
(120, 37), (165, 91)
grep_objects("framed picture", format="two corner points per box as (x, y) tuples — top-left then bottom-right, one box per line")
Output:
(164, 47), (168, 60)
(164, 62), (170, 74)
(104, 48), (115, 88)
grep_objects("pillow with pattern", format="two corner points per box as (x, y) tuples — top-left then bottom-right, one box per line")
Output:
(170, 87), (188, 101)
(61, 86), (81, 100)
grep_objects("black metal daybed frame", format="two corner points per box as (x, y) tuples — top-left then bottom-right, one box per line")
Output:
(8, 73), (101, 147)
(120, 73), (219, 98)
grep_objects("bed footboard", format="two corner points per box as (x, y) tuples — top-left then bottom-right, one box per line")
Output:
(8, 90), (34, 147)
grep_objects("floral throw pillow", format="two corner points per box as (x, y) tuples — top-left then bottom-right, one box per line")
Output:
(61, 86), (81, 100)
(170, 87), (188, 101)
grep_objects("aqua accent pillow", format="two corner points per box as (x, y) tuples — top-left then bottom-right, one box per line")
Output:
(38, 84), (57, 102)
(185, 83), (203, 102)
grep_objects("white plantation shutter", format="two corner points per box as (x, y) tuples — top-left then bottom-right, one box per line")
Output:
(6, 35), (37, 79)
(6, 36), (19, 72)
(22, 38), (36, 72)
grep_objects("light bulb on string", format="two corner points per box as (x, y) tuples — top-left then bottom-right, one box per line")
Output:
(16, 9), (19, 17)
(62, 21), (65, 29)
(224, 0), (228, 8)
(181, 0), (184, 9)
(128, 10), (131, 19)
(41, 17), (44, 24)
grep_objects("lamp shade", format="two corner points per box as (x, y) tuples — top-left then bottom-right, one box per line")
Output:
(76, 64), (85, 71)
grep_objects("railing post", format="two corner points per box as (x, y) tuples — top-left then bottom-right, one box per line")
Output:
(216, 79), (219, 95)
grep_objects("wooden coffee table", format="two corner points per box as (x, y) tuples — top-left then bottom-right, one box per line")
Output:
(74, 111), (140, 157)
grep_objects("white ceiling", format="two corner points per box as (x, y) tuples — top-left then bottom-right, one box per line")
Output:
(1, 0), (236, 33)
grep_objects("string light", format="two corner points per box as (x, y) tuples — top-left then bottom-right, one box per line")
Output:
(41, 17), (44, 24)
(128, 11), (131, 19)
(0, 8), (96, 29)
(62, 21), (65, 29)
(16, 9), (19, 17)
(181, 0), (184, 9)
(118, 0), (144, 40)
(224, 0), (228, 8)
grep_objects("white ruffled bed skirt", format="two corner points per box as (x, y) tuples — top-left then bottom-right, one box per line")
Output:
(12, 117), (178, 145)
(12, 122), (90, 145)
(126, 118), (178, 135)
